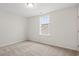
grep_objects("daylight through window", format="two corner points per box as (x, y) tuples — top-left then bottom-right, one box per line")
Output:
(40, 15), (49, 35)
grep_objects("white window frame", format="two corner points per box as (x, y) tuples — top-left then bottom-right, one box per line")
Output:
(39, 15), (50, 36)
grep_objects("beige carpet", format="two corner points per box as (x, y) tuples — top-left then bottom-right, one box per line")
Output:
(0, 41), (78, 56)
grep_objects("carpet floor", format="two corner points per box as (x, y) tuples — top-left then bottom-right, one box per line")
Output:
(0, 41), (78, 56)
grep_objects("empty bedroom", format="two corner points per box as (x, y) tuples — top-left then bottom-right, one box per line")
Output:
(0, 3), (79, 56)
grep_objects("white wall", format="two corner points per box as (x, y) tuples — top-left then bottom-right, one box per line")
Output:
(28, 6), (78, 50)
(77, 5), (79, 51)
(0, 10), (27, 47)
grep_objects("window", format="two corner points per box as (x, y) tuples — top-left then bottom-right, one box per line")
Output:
(40, 15), (50, 35)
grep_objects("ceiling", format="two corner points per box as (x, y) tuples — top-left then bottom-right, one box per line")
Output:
(0, 3), (77, 17)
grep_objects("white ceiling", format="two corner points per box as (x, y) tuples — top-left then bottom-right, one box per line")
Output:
(0, 3), (77, 17)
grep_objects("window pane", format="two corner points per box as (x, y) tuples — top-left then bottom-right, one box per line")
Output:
(40, 15), (49, 35)
(41, 24), (49, 34)
(40, 16), (49, 24)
